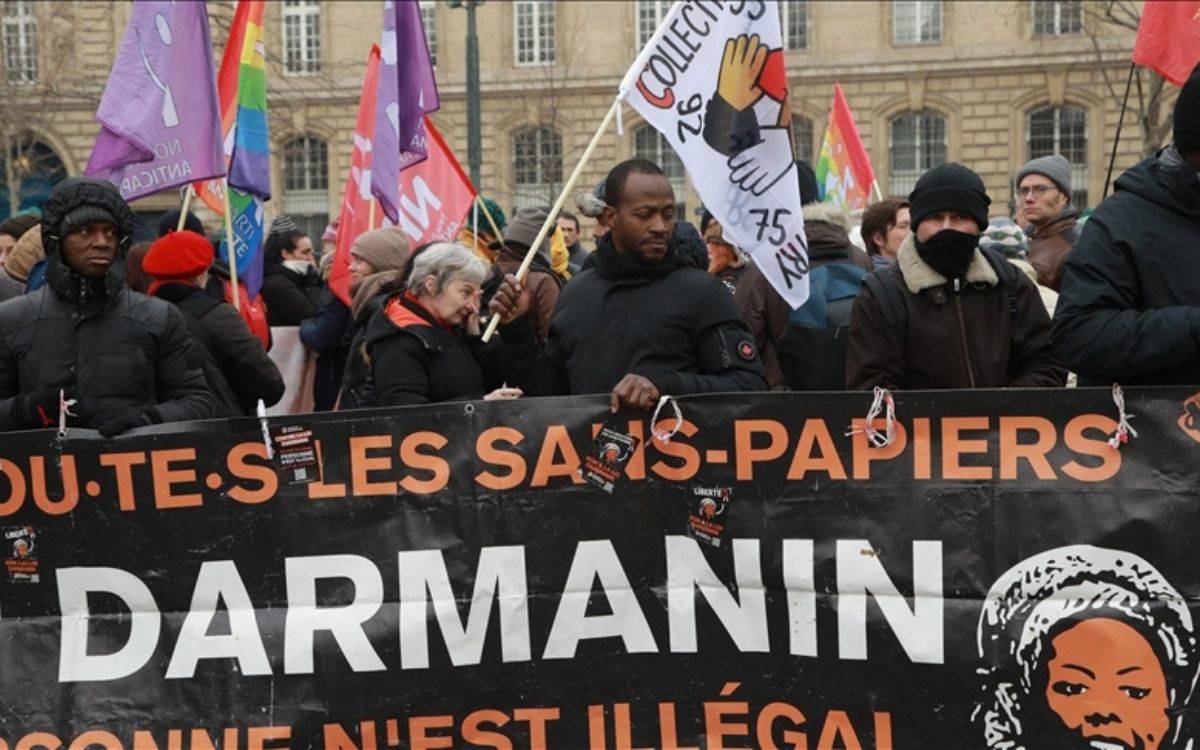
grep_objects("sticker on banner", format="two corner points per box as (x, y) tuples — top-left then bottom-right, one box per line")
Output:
(687, 486), (731, 547)
(580, 425), (640, 494)
(3, 526), (39, 583)
(271, 425), (318, 484)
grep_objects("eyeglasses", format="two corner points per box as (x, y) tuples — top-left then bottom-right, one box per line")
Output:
(1015, 184), (1057, 199)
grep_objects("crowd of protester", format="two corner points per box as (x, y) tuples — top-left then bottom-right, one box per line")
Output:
(0, 65), (1196, 435)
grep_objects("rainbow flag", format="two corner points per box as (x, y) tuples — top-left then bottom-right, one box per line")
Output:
(815, 84), (876, 212)
(195, 0), (270, 298)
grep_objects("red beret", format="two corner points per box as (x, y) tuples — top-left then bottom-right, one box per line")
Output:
(143, 230), (214, 281)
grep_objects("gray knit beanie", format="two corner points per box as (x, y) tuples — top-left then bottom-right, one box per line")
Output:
(978, 217), (1029, 259)
(349, 226), (410, 274)
(1014, 155), (1072, 200)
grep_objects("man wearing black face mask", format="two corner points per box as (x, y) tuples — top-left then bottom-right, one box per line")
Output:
(1054, 62), (1200, 386)
(845, 162), (1065, 390)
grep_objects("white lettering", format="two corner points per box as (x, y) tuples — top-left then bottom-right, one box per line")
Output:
(165, 560), (271, 679)
(837, 540), (944, 664)
(283, 554), (385, 674)
(667, 536), (768, 652)
(58, 567), (160, 682)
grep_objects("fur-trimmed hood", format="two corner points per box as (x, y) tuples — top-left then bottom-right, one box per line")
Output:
(896, 233), (998, 294)
(801, 201), (851, 231)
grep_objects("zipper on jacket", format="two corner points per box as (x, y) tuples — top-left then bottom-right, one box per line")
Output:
(952, 279), (976, 388)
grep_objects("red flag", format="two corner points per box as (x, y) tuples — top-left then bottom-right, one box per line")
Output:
(330, 46), (383, 307)
(815, 84), (876, 210)
(1133, 1), (1200, 86)
(388, 118), (476, 249)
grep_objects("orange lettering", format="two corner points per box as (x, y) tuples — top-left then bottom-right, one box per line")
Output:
(227, 443), (278, 504)
(400, 431), (450, 494)
(461, 709), (513, 750)
(999, 416), (1057, 480)
(787, 418), (847, 480)
(350, 435), (396, 496)
(816, 711), (863, 750)
(410, 715), (454, 750)
(1062, 413), (1121, 482)
(0, 458), (25, 516)
(735, 419), (788, 480)
(151, 448), (201, 508)
(475, 427), (526, 491)
(99, 451), (146, 511)
(941, 417), (992, 480)
(850, 419), (908, 480)
(650, 419), (700, 481)
(30, 455), (78, 515)
(530, 425), (584, 487)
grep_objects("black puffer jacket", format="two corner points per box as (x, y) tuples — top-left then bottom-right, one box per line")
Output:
(336, 293), (388, 410)
(155, 283), (284, 416)
(0, 177), (213, 431)
(262, 262), (322, 326)
(365, 292), (499, 406)
(1054, 147), (1200, 385)
(496, 232), (766, 396)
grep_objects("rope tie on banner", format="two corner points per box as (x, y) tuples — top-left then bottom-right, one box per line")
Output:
(650, 395), (683, 444)
(1107, 383), (1138, 450)
(845, 386), (896, 448)
(257, 399), (274, 460)
(57, 389), (76, 441)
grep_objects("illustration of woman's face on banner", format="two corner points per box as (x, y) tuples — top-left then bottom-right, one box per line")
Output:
(976, 545), (1198, 750)
(1043, 617), (1170, 750)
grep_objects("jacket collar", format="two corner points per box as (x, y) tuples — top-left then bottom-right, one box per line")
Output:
(1027, 205), (1079, 239)
(896, 233), (998, 294)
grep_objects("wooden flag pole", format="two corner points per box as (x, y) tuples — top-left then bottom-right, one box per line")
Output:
(176, 186), (194, 231)
(222, 179), (241, 312)
(368, 199), (377, 230)
(869, 179), (884, 205)
(481, 97), (621, 343)
(476, 195), (505, 242)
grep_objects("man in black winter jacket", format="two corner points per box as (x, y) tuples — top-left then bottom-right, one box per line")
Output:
(489, 159), (766, 410)
(1054, 62), (1200, 386)
(144, 230), (284, 416)
(0, 177), (213, 435)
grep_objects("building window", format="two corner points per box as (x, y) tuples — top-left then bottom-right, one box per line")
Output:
(892, 1), (941, 46)
(889, 110), (947, 197)
(282, 136), (329, 242)
(633, 126), (687, 215)
(781, 0), (808, 51)
(0, 135), (64, 219)
(636, 0), (671, 48)
(514, 0), (555, 66)
(1028, 104), (1088, 208)
(792, 116), (815, 165)
(282, 0), (321, 75)
(1031, 0), (1082, 36)
(2, 1), (37, 84)
(512, 126), (562, 209)
(419, 1), (437, 67)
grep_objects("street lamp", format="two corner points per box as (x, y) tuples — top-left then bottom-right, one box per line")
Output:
(446, 0), (483, 191)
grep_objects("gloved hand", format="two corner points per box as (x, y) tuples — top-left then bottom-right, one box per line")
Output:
(95, 407), (159, 438)
(11, 373), (76, 429)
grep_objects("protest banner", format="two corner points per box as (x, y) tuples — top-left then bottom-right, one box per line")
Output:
(85, 1), (224, 202)
(2, 387), (1200, 748)
(621, 0), (810, 309)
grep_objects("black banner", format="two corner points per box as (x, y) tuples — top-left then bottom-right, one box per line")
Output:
(2, 387), (1200, 750)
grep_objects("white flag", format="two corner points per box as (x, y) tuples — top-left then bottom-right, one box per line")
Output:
(620, 0), (809, 308)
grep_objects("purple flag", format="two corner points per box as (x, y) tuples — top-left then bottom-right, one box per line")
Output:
(85, 1), (224, 202)
(370, 0), (440, 223)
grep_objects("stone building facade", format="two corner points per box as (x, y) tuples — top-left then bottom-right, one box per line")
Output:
(0, 1), (1154, 240)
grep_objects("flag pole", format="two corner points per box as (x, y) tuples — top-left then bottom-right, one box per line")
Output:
(869, 179), (883, 205)
(481, 96), (620, 343)
(1104, 62), (1137, 200)
(222, 179), (241, 312)
(368, 199), (377, 230)
(476, 194), (505, 242)
(176, 186), (194, 232)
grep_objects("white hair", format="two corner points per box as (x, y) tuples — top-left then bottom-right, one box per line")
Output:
(407, 242), (487, 296)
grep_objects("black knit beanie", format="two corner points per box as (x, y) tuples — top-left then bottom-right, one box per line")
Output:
(1174, 62), (1200, 155)
(908, 162), (991, 232)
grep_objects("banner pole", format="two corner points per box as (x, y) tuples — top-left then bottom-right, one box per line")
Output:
(476, 194), (505, 242)
(369, 199), (377, 230)
(176, 186), (194, 232)
(869, 179), (883, 205)
(1103, 62), (1136, 201)
(482, 96), (621, 343)
(222, 178), (241, 312)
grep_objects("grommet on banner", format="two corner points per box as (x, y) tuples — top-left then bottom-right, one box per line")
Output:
(846, 386), (896, 448)
(57, 389), (76, 441)
(257, 399), (274, 460)
(1107, 383), (1138, 450)
(651, 395), (683, 444)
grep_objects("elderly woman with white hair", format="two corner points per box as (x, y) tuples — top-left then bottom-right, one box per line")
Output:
(365, 242), (521, 406)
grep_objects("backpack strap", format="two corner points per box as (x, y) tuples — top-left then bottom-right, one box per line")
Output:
(863, 266), (908, 354)
(978, 246), (1025, 374)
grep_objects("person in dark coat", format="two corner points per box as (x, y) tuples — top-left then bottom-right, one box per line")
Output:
(492, 207), (564, 345)
(367, 242), (518, 406)
(556, 211), (588, 273)
(261, 216), (322, 326)
(489, 159), (766, 411)
(1014, 154), (1081, 291)
(304, 227), (410, 410)
(143, 230), (284, 416)
(736, 201), (870, 389)
(845, 163), (1065, 390)
(701, 211), (747, 293)
(0, 177), (213, 434)
(1054, 65), (1200, 386)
